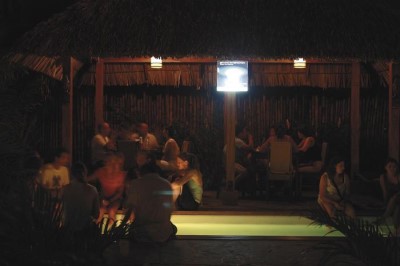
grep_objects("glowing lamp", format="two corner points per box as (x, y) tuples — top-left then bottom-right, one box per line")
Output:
(217, 61), (248, 92)
(150, 56), (162, 69)
(294, 58), (306, 69)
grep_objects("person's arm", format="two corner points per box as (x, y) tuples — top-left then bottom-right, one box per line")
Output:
(379, 174), (388, 203)
(247, 133), (254, 148)
(87, 169), (100, 183)
(92, 189), (100, 220)
(257, 138), (271, 153)
(288, 136), (298, 153)
(343, 174), (351, 202)
(173, 172), (194, 186)
(298, 137), (315, 152)
(319, 174), (341, 208)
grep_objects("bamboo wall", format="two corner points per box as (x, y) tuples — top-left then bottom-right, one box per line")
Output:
(64, 85), (387, 173)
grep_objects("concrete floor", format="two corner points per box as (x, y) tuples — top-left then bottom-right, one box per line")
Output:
(105, 238), (328, 266)
(102, 188), (382, 266)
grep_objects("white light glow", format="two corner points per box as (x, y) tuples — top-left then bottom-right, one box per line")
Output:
(294, 58), (306, 69)
(151, 56), (162, 69)
(217, 61), (248, 92)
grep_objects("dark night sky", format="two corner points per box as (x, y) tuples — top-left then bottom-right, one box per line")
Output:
(0, 0), (77, 53)
(1, 0), (400, 55)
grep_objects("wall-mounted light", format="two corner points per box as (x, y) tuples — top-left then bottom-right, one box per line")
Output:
(151, 56), (162, 69)
(294, 58), (306, 69)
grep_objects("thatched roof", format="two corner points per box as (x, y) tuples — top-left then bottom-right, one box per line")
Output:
(10, 0), (400, 61)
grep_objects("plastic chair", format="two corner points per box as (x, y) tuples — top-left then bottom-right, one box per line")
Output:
(266, 141), (295, 198)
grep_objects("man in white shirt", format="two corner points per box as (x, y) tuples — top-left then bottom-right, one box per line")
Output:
(131, 122), (159, 151)
(91, 122), (116, 167)
(38, 148), (71, 198)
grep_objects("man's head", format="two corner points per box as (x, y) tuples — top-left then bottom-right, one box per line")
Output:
(98, 122), (111, 136)
(137, 122), (149, 137)
(71, 162), (88, 183)
(53, 147), (70, 166)
(235, 123), (248, 139)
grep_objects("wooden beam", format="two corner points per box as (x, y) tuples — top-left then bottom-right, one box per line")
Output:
(388, 62), (399, 161)
(224, 93), (236, 188)
(95, 58), (104, 127)
(351, 62), (361, 177)
(100, 56), (353, 64)
(61, 57), (74, 161)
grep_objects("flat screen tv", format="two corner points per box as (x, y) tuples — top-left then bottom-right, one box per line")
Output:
(217, 61), (248, 92)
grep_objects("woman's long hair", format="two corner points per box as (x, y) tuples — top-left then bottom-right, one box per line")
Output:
(326, 156), (345, 180)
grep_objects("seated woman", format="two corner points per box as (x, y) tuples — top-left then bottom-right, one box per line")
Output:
(88, 153), (126, 225)
(296, 127), (322, 169)
(318, 156), (355, 219)
(157, 126), (180, 172)
(171, 153), (203, 210)
(379, 158), (400, 235)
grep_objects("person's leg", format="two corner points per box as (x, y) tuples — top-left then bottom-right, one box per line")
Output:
(97, 204), (106, 224)
(344, 202), (356, 219)
(177, 184), (199, 211)
(318, 200), (336, 218)
(393, 206), (400, 236)
(107, 200), (121, 226)
(171, 183), (182, 203)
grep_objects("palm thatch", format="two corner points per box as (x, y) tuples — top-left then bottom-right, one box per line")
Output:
(9, 0), (400, 61)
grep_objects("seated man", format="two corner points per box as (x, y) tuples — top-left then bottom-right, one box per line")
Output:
(38, 147), (71, 200)
(131, 122), (160, 151)
(63, 162), (100, 231)
(125, 151), (177, 243)
(91, 122), (116, 170)
(224, 124), (256, 194)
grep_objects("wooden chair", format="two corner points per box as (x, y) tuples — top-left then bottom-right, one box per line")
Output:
(266, 141), (295, 198)
(297, 142), (328, 196)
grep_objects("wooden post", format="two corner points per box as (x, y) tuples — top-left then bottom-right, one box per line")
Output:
(95, 58), (105, 128)
(224, 93), (236, 188)
(388, 62), (399, 161)
(62, 57), (74, 161)
(351, 62), (360, 178)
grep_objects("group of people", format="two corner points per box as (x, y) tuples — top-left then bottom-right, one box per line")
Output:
(232, 123), (322, 195)
(233, 121), (400, 236)
(317, 156), (400, 236)
(28, 121), (204, 243)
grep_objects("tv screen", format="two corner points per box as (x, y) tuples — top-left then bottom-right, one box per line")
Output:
(217, 61), (248, 92)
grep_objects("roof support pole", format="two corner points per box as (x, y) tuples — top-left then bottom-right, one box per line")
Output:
(351, 62), (360, 178)
(388, 62), (399, 161)
(224, 93), (236, 189)
(95, 58), (105, 127)
(62, 57), (74, 161)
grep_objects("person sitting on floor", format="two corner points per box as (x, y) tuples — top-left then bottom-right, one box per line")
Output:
(318, 156), (355, 219)
(378, 158), (400, 235)
(88, 153), (126, 226)
(157, 125), (180, 172)
(171, 153), (203, 211)
(125, 151), (177, 243)
(63, 162), (100, 231)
